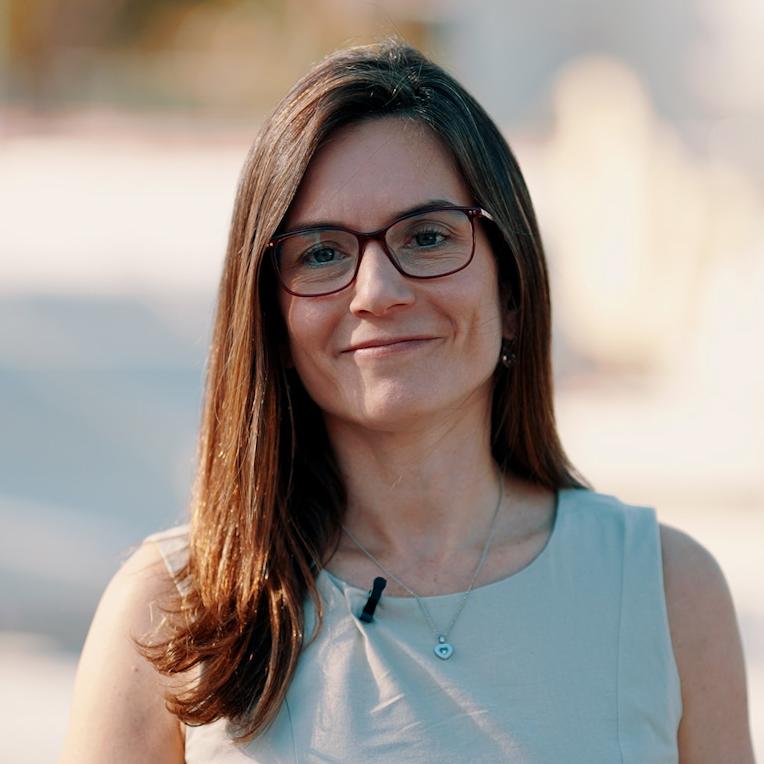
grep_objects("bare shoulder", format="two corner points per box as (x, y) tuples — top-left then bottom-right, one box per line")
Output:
(61, 538), (186, 763)
(659, 524), (756, 763)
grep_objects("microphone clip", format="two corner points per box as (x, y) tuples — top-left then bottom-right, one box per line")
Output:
(359, 576), (387, 623)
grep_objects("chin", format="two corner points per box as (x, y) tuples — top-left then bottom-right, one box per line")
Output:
(330, 380), (490, 434)
(358, 400), (443, 432)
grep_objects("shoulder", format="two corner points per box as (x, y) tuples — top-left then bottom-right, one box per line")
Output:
(61, 534), (187, 763)
(110, 529), (188, 629)
(561, 486), (650, 517)
(96, 528), (189, 639)
(659, 523), (724, 596)
(143, 524), (191, 591)
(659, 524), (736, 646)
(560, 487), (658, 538)
(658, 523), (755, 762)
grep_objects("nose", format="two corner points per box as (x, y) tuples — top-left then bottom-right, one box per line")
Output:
(349, 240), (415, 316)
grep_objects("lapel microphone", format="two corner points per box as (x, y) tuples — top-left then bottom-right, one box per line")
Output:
(360, 576), (387, 623)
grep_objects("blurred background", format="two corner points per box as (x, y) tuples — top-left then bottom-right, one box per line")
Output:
(1, 0), (762, 760)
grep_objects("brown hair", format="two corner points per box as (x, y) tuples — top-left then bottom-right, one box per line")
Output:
(140, 39), (589, 740)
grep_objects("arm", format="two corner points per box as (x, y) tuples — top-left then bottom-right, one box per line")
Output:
(660, 524), (756, 763)
(60, 540), (186, 764)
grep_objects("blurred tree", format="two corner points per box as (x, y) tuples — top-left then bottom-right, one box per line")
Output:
(7, 0), (123, 107)
(3, 0), (426, 113)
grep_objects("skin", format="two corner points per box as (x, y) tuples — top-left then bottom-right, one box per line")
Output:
(661, 525), (756, 762)
(60, 117), (756, 762)
(278, 120), (505, 438)
(279, 117), (514, 571)
(61, 542), (185, 763)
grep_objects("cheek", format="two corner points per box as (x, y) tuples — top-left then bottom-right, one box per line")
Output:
(465, 301), (503, 372)
(280, 299), (341, 384)
(282, 308), (358, 419)
(457, 259), (503, 347)
(281, 298), (322, 355)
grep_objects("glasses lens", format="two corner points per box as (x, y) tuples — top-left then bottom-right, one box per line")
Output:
(275, 230), (358, 295)
(386, 209), (473, 277)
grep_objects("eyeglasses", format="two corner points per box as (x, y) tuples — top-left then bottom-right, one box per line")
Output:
(268, 205), (493, 297)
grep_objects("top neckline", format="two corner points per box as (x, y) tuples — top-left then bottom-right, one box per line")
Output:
(320, 486), (568, 602)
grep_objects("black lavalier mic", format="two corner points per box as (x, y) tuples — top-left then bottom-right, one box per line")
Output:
(360, 576), (387, 623)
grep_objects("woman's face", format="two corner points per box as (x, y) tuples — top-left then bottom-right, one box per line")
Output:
(277, 117), (504, 433)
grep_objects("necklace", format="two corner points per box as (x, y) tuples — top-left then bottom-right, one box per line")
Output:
(341, 475), (504, 661)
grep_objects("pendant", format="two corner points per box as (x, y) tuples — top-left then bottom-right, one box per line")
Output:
(434, 635), (454, 660)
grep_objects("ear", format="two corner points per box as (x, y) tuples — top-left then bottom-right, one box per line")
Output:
(502, 307), (518, 342)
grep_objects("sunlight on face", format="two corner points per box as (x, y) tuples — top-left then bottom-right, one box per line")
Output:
(278, 117), (504, 434)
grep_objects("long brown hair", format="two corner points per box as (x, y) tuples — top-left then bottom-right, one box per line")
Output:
(141, 39), (589, 741)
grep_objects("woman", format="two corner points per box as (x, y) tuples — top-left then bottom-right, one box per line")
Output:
(62, 41), (755, 763)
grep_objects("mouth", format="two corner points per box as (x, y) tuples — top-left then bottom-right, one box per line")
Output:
(343, 336), (439, 355)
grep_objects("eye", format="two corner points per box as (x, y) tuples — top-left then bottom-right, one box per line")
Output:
(304, 246), (336, 264)
(415, 229), (446, 247)
(405, 226), (450, 249)
(299, 243), (351, 267)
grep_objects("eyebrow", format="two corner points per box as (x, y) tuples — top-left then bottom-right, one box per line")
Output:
(285, 198), (462, 232)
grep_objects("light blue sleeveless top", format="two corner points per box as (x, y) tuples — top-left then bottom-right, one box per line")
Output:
(148, 488), (682, 763)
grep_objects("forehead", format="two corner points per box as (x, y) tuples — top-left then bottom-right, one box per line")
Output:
(284, 117), (473, 230)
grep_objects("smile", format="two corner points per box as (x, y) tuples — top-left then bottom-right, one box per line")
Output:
(343, 337), (439, 357)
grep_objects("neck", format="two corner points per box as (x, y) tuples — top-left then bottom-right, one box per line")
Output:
(325, 402), (503, 564)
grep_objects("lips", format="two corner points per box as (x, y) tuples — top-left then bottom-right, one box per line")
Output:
(343, 336), (438, 353)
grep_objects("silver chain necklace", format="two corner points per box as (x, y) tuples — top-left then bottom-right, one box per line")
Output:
(341, 475), (504, 661)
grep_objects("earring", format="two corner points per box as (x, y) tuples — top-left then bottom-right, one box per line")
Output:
(500, 339), (517, 369)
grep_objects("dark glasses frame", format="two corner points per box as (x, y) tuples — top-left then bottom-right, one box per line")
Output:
(267, 205), (494, 297)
